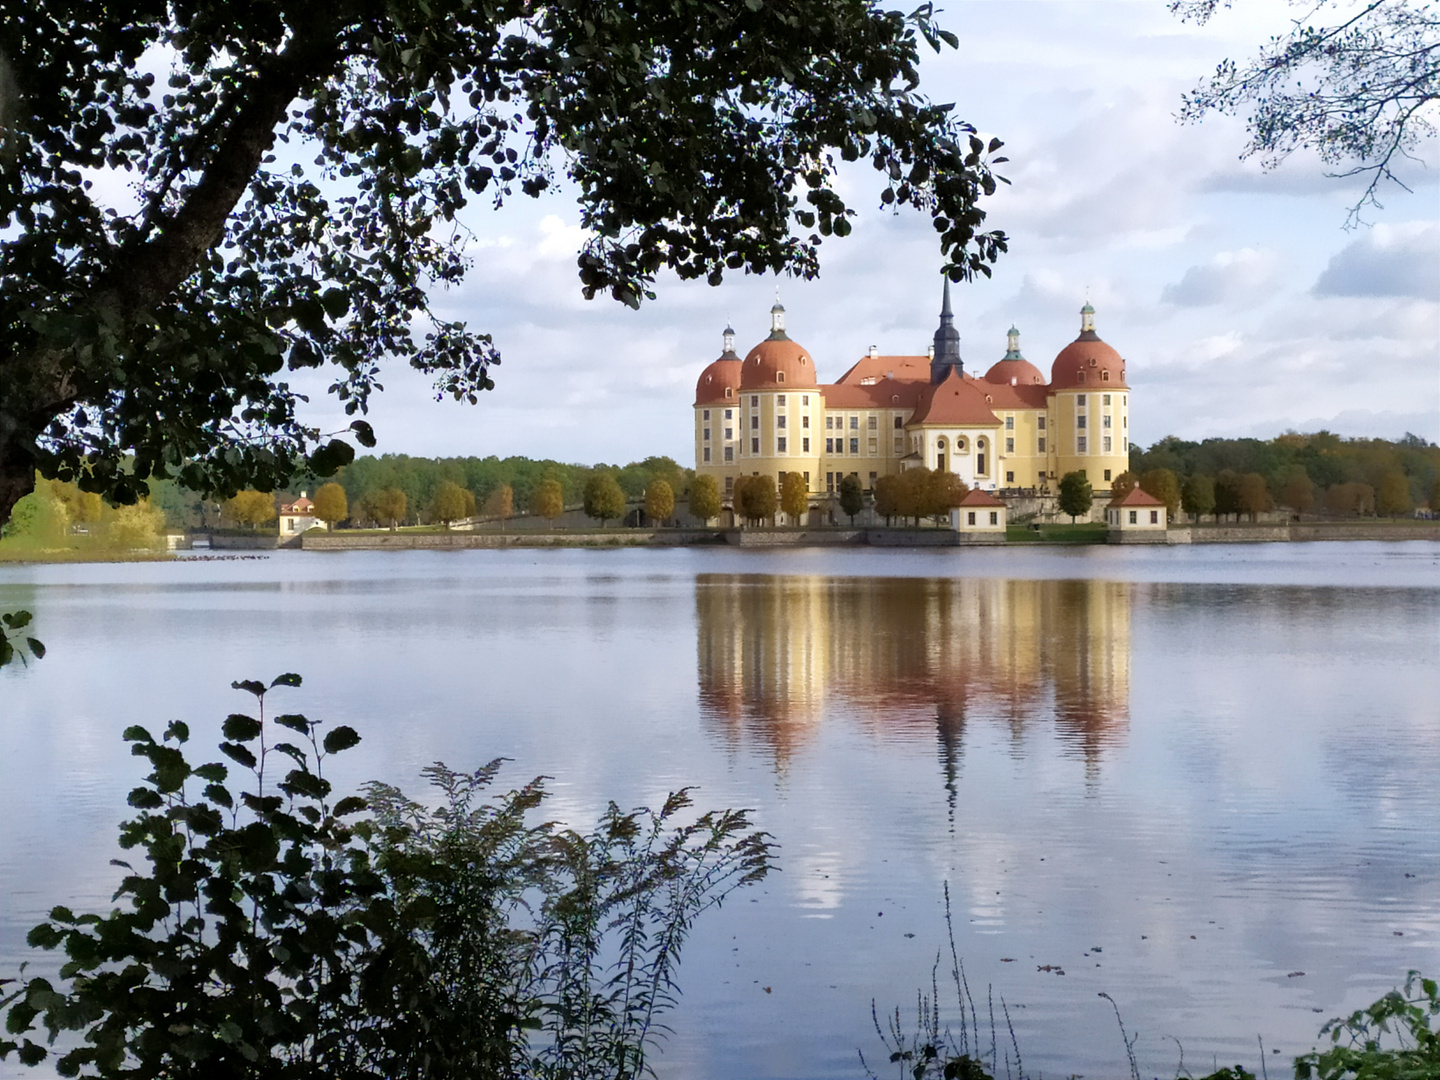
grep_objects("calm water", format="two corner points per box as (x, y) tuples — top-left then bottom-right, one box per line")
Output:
(2, 544), (1438, 1079)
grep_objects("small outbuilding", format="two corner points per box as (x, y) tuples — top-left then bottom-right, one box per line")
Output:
(279, 492), (320, 536)
(1106, 487), (1167, 542)
(952, 488), (1007, 543)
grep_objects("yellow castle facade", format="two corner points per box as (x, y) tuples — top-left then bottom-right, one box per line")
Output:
(692, 281), (1133, 501)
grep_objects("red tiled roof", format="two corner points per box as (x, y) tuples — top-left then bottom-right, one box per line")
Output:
(958, 488), (1006, 508)
(1051, 333), (1128, 391)
(833, 353), (930, 385)
(739, 337), (818, 390)
(695, 356), (742, 404)
(280, 496), (313, 513)
(908, 369), (1002, 426)
(820, 380), (929, 409)
(984, 357), (1046, 387)
(1109, 487), (1164, 508)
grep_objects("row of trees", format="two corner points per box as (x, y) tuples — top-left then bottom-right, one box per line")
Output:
(874, 469), (968, 525)
(1129, 433), (1439, 518)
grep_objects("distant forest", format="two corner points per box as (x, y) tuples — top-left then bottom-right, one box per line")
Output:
(1128, 431), (1438, 512)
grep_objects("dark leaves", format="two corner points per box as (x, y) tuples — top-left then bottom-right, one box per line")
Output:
(321, 726), (360, 754)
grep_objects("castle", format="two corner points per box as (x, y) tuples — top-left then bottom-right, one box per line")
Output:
(692, 281), (1132, 505)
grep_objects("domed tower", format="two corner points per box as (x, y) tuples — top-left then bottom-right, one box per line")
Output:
(929, 278), (964, 384)
(694, 325), (743, 480)
(1046, 301), (1132, 490)
(984, 326), (1045, 387)
(733, 301), (821, 505)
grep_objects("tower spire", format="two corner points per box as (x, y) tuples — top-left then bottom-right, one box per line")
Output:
(930, 275), (963, 383)
(1079, 299), (1096, 337)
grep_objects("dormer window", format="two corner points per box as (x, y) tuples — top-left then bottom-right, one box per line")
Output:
(1102, 370), (1110, 382)
(1077, 371), (1085, 383)
(776, 372), (786, 383)
(724, 387), (733, 398)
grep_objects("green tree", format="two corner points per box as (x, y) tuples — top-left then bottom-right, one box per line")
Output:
(1057, 471), (1093, 523)
(1325, 480), (1376, 517)
(1182, 473), (1216, 522)
(644, 479), (675, 526)
(430, 479), (475, 529)
(923, 470), (968, 522)
(1376, 469), (1414, 517)
(873, 473), (903, 525)
(370, 487), (408, 531)
(1174, 0), (1439, 224)
(532, 479), (565, 528)
(224, 489), (276, 529)
(1277, 467), (1315, 515)
(735, 475), (777, 526)
(583, 473), (626, 527)
(1214, 469), (1242, 520)
(1237, 472), (1272, 521)
(838, 473), (865, 525)
(1139, 468), (1181, 519)
(687, 474), (721, 524)
(780, 472), (809, 524)
(1431, 476), (1440, 513)
(0, 1), (1008, 525)
(0, 675), (772, 1077)
(483, 483), (514, 530)
(1110, 470), (1138, 498)
(312, 482), (348, 528)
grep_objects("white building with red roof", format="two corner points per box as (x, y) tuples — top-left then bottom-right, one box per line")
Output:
(693, 281), (1133, 507)
(1105, 486), (1167, 540)
(278, 491), (320, 536)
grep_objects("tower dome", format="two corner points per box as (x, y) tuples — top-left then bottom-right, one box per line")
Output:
(694, 325), (743, 404)
(1050, 302), (1127, 390)
(984, 325), (1045, 386)
(739, 302), (817, 389)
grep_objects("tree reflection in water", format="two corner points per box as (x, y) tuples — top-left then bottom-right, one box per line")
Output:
(695, 575), (1131, 801)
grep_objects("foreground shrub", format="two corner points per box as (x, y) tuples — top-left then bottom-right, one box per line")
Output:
(0, 675), (772, 1078)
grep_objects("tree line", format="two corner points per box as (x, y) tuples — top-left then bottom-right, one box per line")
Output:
(1128, 432), (1439, 519)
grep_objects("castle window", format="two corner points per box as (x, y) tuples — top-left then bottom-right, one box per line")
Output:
(751, 396), (759, 407)
(703, 410), (711, 420)
(826, 416), (835, 430)
(777, 415), (787, 429)
(894, 416), (903, 429)
(850, 416), (859, 430)
(968, 511), (976, 526)
(751, 438), (759, 453)
(1005, 416), (1014, 430)
(1077, 415), (1087, 429)
(826, 438), (835, 454)
(777, 437), (787, 453)
(724, 409), (732, 419)
(724, 427), (733, 440)
(703, 448), (711, 462)
(1077, 372), (1085, 383)
(1038, 416), (1046, 430)
(1103, 395), (1111, 406)
(990, 512), (998, 525)
(703, 428), (711, 441)
(1090, 358), (1097, 367)
(1103, 414), (1112, 428)
(1102, 371), (1110, 382)
(1006, 438), (1014, 453)
(1078, 437), (1088, 453)
(1129, 510), (1138, 525)
(751, 415), (759, 430)
(1038, 437), (1046, 452)
(725, 476), (733, 493)
(1104, 469), (1112, 481)
(849, 438), (859, 454)
(777, 372), (786, 383)
(803, 438), (810, 453)
(1077, 395), (1086, 407)
(1006, 471), (1014, 483)
(826, 472), (835, 492)
(724, 447), (733, 462)
(868, 438), (877, 454)
(778, 395), (786, 406)
(803, 395), (810, 405)
(725, 387), (733, 398)
(978, 438), (986, 448)
(1151, 510), (1159, 524)
(804, 471), (810, 486)
(868, 415), (878, 430)
(802, 415), (810, 428)
(1103, 437), (1112, 453)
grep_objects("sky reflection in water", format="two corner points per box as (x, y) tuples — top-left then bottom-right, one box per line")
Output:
(1, 545), (1437, 1079)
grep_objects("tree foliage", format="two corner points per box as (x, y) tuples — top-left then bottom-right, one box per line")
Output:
(311, 482), (347, 527)
(686, 474), (721, 524)
(482, 482), (514, 523)
(531, 479), (564, 525)
(1138, 468), (1181, 518)
(733, 475), (777, 526)
(1057, 471), (1093, 523)
(838, 473), (865, 524)
(429, 479), (475, 528)
(222, 490), (276, 529)
(582, 473), (626, 527)
(1173, 0), (1440, 224)
(1110, 470), (1138, 498)
(872, 468), (966, 525)
(0, 675), (773, 1078)
(1182, 473), (1216, 521)
(362, 487), (408, 530)
(0, 0), (1008, 523)
(780, 472), (809, 524)
(643, 479), (674, 525)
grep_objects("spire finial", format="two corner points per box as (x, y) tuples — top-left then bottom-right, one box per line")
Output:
(941, 275), (953, 317)
(1080, 297), (1095, 334)
(1004, 325), (1023, 360)
(930, 274), (962, 383)
(768, 291), (788, 339)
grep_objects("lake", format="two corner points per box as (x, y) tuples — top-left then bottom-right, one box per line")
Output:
(2, 543), (1438, 1078)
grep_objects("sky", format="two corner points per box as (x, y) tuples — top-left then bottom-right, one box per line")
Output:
(293, 0), (1440, 464)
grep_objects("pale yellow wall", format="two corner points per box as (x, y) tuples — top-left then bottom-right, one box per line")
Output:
(1048, 389), (1130, 487)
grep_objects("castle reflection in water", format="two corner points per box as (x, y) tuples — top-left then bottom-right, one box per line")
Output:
(696, 574), (1131, 787)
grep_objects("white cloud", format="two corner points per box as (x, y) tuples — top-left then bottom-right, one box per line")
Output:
(1312, 221), (1440, 300)
(1162, 249), (1281, 307)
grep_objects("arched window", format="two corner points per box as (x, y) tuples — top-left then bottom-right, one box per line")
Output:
(724, 387), (733, 398)
(1102, 370), (1110, 382)
(776, 371), (786, 383)
(1077, 371), (1085, 383)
